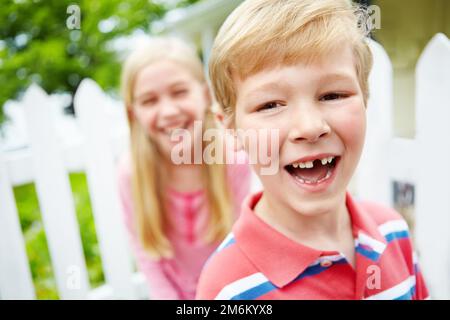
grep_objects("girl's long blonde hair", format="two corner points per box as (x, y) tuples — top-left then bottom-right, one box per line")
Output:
(121, 37), (233, 260)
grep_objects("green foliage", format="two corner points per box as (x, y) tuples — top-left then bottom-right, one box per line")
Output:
(14, 172), (105, 299)
(14, 182), (59, 299)
(0, 0), (201, 124)
(69, 172), (105, 288)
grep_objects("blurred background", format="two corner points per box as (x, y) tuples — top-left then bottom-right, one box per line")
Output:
(0, 0), (449, 300)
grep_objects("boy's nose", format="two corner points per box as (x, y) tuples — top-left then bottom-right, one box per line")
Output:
(287, 105), (331, 143)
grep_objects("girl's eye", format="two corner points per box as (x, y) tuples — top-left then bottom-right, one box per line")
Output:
(142, 98), (157, 106)
(256, 101), (283, 112)
(320, 93), (349, 101)
(173, 89), (188, 97)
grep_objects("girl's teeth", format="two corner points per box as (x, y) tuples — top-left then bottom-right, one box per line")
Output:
(163, 122), (190, 135)
(321, 158), (328, 165)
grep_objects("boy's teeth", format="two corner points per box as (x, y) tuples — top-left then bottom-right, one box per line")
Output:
(294, 166), (333, 185)
(291, 156), (335, 169)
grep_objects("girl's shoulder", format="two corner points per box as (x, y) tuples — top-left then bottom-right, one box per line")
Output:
(117, 152), (132, 181)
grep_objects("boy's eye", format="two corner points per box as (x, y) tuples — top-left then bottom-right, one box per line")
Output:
(256, 101), (283, 112)
(320, 93), (349, 101)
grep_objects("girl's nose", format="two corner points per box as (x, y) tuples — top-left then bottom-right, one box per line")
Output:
(158, 97), (181, 119)
(287, 103), (331, 143)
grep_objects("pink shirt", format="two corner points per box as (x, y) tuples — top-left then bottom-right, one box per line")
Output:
(116, 152), (251, 299)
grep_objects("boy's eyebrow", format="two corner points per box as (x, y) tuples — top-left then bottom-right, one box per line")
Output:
(318, 72), (357, 84)
(241, 71), (358, 103)
(243, 82), (284, 100)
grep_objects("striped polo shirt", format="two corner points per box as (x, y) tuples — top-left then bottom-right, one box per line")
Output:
(196, 191), (429, 300)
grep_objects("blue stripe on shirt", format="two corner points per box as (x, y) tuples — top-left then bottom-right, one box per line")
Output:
(230, 258), (347, 300)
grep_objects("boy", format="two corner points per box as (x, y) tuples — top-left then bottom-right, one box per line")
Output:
(196, 0), (429, 300)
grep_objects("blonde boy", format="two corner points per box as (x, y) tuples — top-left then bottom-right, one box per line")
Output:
(196, 0), (429, 300)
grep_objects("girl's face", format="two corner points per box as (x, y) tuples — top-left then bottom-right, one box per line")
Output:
(131, 59), (210, 161)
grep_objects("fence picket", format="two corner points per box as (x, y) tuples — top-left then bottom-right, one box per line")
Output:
(354, 39), (393, 206)
(74, 79), (136, 299)
(22, 85), (90, 299)
(415, 33), (450, 300)
(0, 156), (35, 299)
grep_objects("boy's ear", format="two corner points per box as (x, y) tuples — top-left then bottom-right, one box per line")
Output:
(222, 113), (233, 129)
(213, 109), (233, 130)
(213, 109), (226, 128)
(210, 100), (244, 152)
(222, 113), (245, 153)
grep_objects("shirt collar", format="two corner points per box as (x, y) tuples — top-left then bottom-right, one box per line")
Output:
(347, 193), (388, 260)
(233, 191), (387, 289)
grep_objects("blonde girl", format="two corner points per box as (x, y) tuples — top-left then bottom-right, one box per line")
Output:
(117, 36), (250, 299)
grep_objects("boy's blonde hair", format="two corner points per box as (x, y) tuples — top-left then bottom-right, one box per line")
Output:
(121, 37), (233, 259)
(209, 0), (373, 117)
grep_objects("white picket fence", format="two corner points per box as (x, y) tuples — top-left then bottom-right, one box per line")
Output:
(0, 80), (148, 299)
(354, 34), (450, 299)
(0, 34), (449, 300)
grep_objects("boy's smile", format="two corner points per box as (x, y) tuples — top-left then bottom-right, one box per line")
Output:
(284, 154), (341, 192)
(234, 45), (366, 219)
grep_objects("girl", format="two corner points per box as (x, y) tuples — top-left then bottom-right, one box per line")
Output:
(117, 37), (250, 299)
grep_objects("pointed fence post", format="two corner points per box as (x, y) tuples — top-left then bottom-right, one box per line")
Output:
(22, 84), (90, 299)
(415, 33), (450, 299)
(74, 79), (136, 299)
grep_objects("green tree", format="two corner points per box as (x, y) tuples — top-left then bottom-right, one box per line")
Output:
(0, 0), (200, 124)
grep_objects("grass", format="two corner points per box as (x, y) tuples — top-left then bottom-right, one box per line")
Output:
(13, 172), (105, 299)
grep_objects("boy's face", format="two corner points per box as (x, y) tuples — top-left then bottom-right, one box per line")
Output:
(233, 46), (366, 216)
